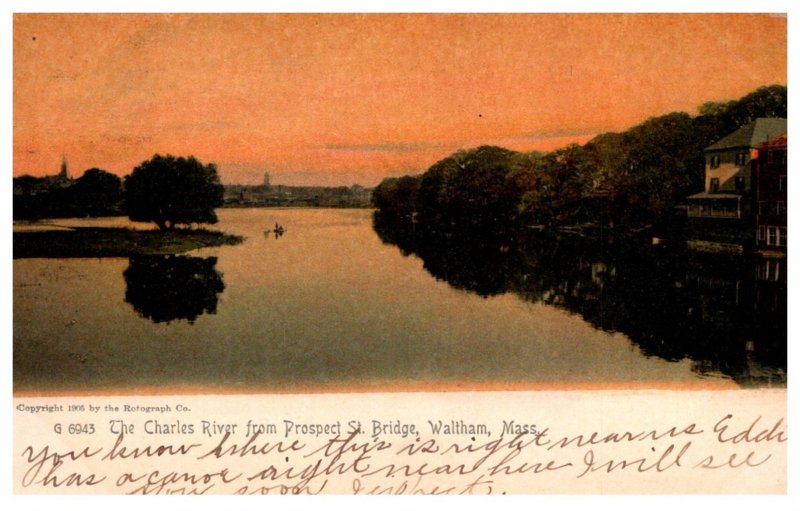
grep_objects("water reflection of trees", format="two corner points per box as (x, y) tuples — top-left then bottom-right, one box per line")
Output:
(123, 255), (225, 324)
(374, 214), (786, 386)
(373, 211), (518, 297)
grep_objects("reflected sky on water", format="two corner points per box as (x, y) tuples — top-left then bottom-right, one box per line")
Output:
(13, 209), (785, 394)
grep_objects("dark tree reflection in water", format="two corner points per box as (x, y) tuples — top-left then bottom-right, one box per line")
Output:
(123, 255), (225, 324)
(373, 213), (786, 387)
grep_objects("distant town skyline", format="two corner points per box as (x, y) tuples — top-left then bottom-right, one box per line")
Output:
(13, 13), (786, 186)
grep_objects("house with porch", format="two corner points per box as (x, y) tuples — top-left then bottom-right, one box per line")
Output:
(685, 118), (786, 253)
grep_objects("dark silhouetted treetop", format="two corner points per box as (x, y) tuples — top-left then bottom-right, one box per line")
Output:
(73, 168), (123, 216)
(125, 154), (224, 230)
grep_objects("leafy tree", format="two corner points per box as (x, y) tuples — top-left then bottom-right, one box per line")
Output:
(125, 154), (224, 230)
(724, 84), (787, 127)
(612, 112), (702, 226)
(73, 168), (123, 216)
(420, 146), (524, 237)
(417, 153), (461, 231)
(698, 100), (736, 117)
(372, 175), (421, 224)
(694, 84), (787, 146)
(517, 145), (592, 227)
(13, 176), (45, 219)
(12, 175), (43, 195)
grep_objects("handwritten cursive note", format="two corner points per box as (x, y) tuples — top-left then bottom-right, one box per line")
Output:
(13, 391), (787, 494)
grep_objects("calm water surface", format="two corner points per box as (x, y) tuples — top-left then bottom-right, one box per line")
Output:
(13, 208), (784, 394)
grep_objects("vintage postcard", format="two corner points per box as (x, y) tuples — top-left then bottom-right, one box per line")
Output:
(8, 6), (792, 503)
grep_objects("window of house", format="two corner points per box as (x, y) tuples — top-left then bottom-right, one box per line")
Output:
(758, 201), (766, 215)
(767, 260), (780, 281)
(757, 225), (766, 242)
(779, 175), (786, 192)
(758, 260), (785, 282)
(709, 155), (720, 168)
(765, 226), (786, 247)
(735, 176), (745, 191)
(776, 201), (786, 216)
(767, 151), (774, 164)
(767, 226), (778, 246)
(735, 152), (747, 165)
(757, 261), (767, 280)
(709, 177), (720, 192)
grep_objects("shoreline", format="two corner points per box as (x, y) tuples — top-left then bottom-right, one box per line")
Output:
(13, 226), (244, 259)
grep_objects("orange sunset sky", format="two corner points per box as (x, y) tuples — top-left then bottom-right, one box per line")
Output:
(13, 13), (786, 186)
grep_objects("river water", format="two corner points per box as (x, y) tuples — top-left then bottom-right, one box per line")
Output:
(13, 208), (785, 394)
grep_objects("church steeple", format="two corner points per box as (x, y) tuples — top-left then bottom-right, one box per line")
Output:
(59, 154), (69, 179)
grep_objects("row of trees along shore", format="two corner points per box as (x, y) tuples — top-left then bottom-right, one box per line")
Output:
(372, 85), (787, 243)
(14, 154), (224, 230)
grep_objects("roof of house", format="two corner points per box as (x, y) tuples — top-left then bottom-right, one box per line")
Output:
(756, 133), (787, 150)
(706, 118), (787, 152)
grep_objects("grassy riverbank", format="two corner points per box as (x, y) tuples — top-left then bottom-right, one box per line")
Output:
(13, 227), (244, 259)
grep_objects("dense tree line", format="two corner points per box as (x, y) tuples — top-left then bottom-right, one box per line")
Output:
(373, 85), (787, 239)
(13, 168), (124, 220)
(13, 154), (224, 230)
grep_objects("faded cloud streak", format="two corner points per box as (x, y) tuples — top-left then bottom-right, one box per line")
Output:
(13, 13), (787, 186)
